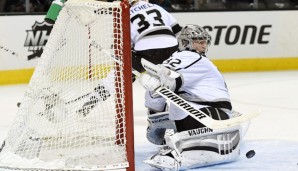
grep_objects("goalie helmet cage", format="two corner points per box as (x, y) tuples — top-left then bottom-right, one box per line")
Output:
(0, 0), (134, 171)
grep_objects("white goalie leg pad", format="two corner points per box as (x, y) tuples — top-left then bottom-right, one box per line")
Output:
(177, 125), (241, 170)
(145, 90), (167, 112)
(145, 125), (241, 170)
(147, 111), (177, 145)
(179, 135), (240, 170)
(145, 89), (174, 145)
(230, 110), (251, 139)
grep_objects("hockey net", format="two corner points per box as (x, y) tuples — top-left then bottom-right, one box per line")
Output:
(0, 0), (134, 170)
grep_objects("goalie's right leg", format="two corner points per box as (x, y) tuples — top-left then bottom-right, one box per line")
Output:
(147, 110), (176, 145)
(145, 90), (176, 145)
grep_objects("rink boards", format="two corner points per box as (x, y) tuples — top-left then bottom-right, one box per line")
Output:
(1, 11), (298, 84)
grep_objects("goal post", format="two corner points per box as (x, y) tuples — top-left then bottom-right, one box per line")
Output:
(0, 0), (134, 170)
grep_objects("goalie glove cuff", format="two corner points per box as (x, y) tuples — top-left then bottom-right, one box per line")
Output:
(159, 65), (182, 92)
(139, 73), (161, 91)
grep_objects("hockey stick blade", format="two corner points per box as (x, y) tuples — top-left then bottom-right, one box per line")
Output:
(155, 86), (260, 129)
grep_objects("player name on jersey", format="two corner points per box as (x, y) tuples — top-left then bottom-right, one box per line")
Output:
(130, 3), (154, 14)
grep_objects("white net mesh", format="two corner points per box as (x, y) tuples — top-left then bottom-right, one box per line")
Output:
(0, 1), (130, 170)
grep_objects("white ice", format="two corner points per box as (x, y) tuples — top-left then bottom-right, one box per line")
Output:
(1, 71), (298, 171)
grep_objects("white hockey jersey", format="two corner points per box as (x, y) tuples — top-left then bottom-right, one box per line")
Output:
(130, 1), (180, 51)
(162, 50), (232, 120)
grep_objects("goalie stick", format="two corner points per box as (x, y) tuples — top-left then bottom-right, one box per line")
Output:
(91, 42), (260, 129)
(155, 86), (260, 129)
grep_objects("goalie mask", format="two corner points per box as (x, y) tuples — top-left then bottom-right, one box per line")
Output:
(178, 24), (211, 53)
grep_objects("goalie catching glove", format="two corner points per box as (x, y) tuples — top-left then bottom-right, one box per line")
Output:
(139, 74), (160, 91)
(139, 62), (182, 92)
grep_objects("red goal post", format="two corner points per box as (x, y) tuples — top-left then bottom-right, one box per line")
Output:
(0, 0), (134, 170)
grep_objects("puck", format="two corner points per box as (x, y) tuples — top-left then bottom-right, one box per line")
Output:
(246, 150), (255, 158)
(17, 102), (21, 107)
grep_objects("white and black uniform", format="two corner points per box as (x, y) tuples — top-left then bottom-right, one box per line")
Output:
(162, 49), (232, 131)
(143, 24), (245, 170)
(130, 1), (181, 74)
(144, 50), (243, 170)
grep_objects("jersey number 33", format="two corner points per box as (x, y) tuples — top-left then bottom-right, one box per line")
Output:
(131, 9), (165, 34)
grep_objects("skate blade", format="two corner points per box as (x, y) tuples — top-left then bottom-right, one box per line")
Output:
(143, 159), (174, 170)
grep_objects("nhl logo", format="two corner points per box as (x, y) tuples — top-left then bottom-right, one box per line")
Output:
(24, 21), (53, 60)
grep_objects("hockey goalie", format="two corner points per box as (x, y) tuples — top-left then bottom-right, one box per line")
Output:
(139, 24), (251, 170)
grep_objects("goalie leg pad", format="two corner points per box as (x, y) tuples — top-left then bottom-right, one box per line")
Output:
(146, 111), (176, 145)
(145, 90), (166, 112)
(145, 126), (241, 170)
(230, 110), (251, 139)
(177, 127), (241, 170)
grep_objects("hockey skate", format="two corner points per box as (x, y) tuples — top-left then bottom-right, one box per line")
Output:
(76, 85), (110, 117)
(144, 145), (181, 171)
(76, 96), (99, 117)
